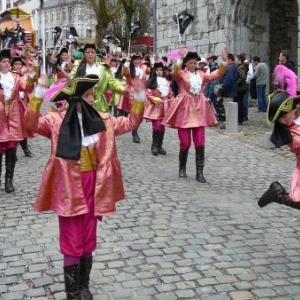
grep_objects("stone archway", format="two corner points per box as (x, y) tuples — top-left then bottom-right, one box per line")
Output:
(269, 0), (298, 74)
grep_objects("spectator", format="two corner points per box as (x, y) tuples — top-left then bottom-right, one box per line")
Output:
(279, 50), (297, 74)
(235, 54), (249, 125)
(219, 53), (238, 129)
(252, 56), (268, 112)
(243, 56), (254, 121)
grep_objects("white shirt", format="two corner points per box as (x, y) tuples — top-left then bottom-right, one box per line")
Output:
(135, 67), (144, 80)
(189, 72), (202, 95)
(157, 77), (169, 97)
(86, 63), (101, 76)
(77, 113), (99, 147)
(0, 71), (14, 101)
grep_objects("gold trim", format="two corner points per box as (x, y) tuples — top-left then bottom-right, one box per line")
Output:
(116, 86), (125, 94)
(29, 95), (43, 111)
(131, 100), (144, 114)
(267, 89), (300, 124)
(218, 63), (227, 75)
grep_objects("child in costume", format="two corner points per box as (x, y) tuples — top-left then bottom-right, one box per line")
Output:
(24, 74), (145, 299)
(144, 60), (173, 155)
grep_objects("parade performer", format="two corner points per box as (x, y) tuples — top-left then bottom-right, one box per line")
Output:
(11, 56), (35, 157)
(24, 74), (145, 299)
(51, 47), (72, 85)
(122, 53), (149, 143)
(144, 61), (173, 155)
(71, 43), (125, 113)
(162, 50), (227, 182)
(257, 65), (300, 210)
(0, 49), (35, 192)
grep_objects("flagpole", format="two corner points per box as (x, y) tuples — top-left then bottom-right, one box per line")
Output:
(176, 13), (182, 47)
(41, 6), (46, 74)
(127, 32), (131, 56)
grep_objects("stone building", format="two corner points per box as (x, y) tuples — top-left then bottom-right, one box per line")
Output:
(155, 0), (299, 74)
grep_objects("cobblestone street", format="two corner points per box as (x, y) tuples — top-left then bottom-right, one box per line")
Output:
(1, 107), (300, 300)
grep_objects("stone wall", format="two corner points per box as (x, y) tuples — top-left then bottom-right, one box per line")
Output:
(156, 0), (299, 74)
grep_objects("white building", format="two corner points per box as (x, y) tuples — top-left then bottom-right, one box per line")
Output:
(12, 0), (97, 48)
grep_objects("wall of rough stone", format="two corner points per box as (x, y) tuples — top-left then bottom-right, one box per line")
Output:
(156, 0), (299, 73)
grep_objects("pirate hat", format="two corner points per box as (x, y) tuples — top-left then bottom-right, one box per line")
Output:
(267, 90), (300, 124)
(154, 61), (164, 69)
(58, 47), (68, 56)
(0, 49), (10, 61)
(183, 51), (200, 63)
(49, 74), (100, 103)
(83, 43), (96, 52)
(131, 53), (141, 60)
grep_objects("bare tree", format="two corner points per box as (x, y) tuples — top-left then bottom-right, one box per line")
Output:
(88, 0), (122, 48)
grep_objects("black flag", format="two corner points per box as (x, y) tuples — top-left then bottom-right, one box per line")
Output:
(173, 11), (194, 34)
(40, 0), (44, 9)
(52, 26), (62, 47)
(130, 21), (141, 36)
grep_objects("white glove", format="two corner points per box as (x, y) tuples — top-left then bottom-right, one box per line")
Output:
(34, 85), (47, 99)
(124, 61), (130, 68)
(133, 91), (146, 102)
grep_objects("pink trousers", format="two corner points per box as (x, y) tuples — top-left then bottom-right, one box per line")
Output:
(58, 170), (98, 256)
(178, 127), (205, 150)
(152, 120), (165, 132)
(0, 141), (18, 154)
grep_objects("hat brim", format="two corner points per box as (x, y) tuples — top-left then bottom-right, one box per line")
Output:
(83, 43), (96, 52)
(207, 55), (217, 60)
(267, 90), (300, 123)
(49, 74), (99, 103)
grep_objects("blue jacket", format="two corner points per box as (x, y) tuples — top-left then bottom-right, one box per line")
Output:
(219, 63), (238, 98)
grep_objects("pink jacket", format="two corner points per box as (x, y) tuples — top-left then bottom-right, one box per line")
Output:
(25, 97), (144, 217)
(0, 72), (34, 142)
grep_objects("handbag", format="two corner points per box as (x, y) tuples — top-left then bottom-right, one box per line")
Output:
(214, 84), (223, 97)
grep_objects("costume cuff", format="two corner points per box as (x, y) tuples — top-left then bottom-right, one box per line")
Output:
(152, 96), (162, 104)
(131, 100), (144, 115)
(29, 95), (43, 112)
(218, 62), (227, 75)
(35, 85), (47, 98)
(116, 86), (125, 94)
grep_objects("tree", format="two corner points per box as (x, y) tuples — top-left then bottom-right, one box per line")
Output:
(110, 0), (152, 50)
(88, 0), (122, 48)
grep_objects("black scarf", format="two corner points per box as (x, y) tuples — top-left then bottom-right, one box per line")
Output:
(56, 96), (106, 160)
(270, 120), (292, 148)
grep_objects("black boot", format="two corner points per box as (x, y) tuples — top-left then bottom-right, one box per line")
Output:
(113, 106), (119, 118)
(196, 146), (206, 183)
(157, 132), (167, 155)
(20, 139), (32, 157)
(64, 264), (82, 300)
(79, 257), (93, 300)
(151, 130), (159, 156)
(5, 149), (17, 193)
(132, 130), (140, 143)
(179, 149), (188, 178)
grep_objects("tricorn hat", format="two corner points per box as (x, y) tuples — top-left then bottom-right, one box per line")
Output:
(183, 51), (200, 63)
(267, 90), (300, 124)
(131, 53), (141, 60)
(83, 43), (96, 52)
(49, 74), (100, 103)
(58, 47), (68, 56)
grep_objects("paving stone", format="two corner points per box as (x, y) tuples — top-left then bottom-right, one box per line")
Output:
(229, 291), (254, 299)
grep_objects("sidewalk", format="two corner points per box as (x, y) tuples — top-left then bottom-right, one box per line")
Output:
(0, 110), (299, 300)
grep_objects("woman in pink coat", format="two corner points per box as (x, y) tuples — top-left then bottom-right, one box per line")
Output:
(162, 51), (227, 182)
(144, 61), (173, 155)
(0, 49), (35, 193)
(25, 74), (145, 299)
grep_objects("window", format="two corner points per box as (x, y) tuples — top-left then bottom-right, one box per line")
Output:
(51, 12), (54, 21)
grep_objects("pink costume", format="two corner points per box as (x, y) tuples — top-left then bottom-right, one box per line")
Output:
(24, 101), (144, 218)
(144, 82), (173, 124)
(0, 72), (34, 146)
(161, 54), (226, 182)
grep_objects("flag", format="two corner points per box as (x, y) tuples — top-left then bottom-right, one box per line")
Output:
(173, 11), (194, 34)
(0, 10), (12, 23)
(52, 26), (62, 47)
(40, 0), (44, 9)
(130, 21), (141, 36)
(67, 27), (79, 44)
